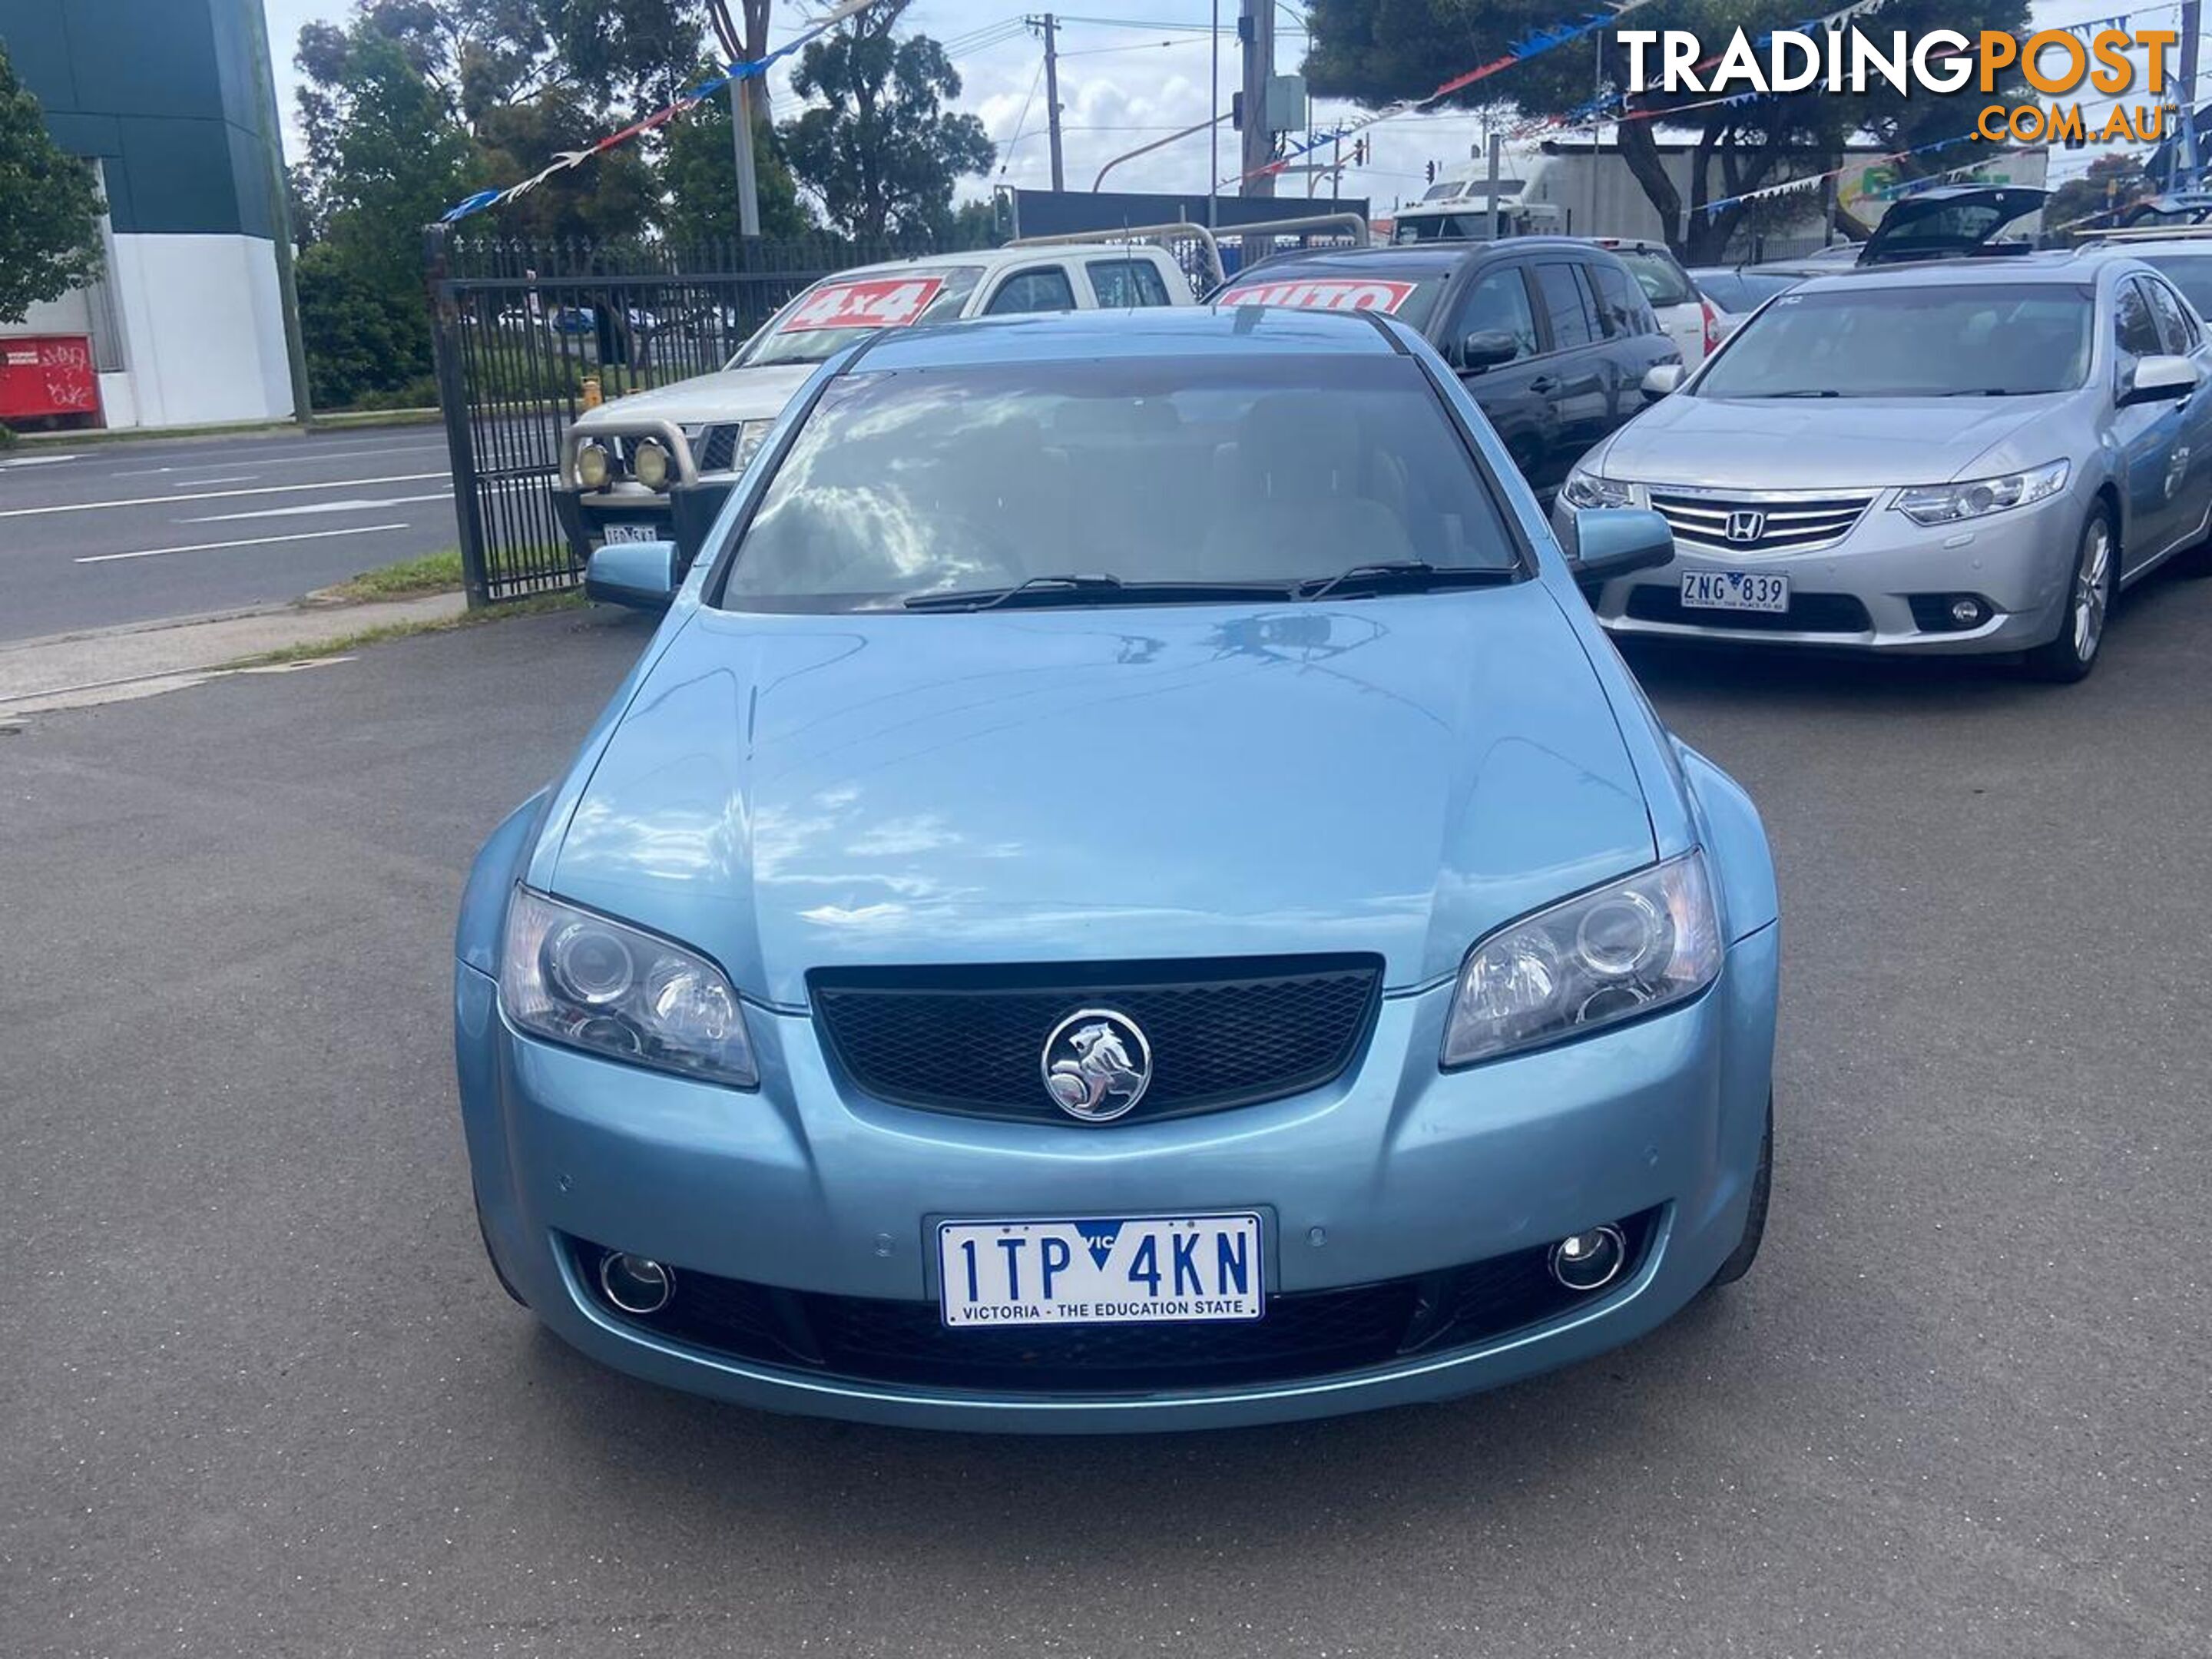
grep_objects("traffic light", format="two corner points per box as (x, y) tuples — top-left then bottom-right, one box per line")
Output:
(1426, 160), (1436, 184)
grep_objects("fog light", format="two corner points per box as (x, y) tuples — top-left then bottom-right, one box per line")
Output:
(575, 442), (611, 490)
(598, 1252), (674, 1315)
(631, 439), (671, 492)
(1548, 1225), (1628, 1292)
(1950, 598), (1985, 626)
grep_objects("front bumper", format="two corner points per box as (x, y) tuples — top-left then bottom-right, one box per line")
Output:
(552, 480), (736, 571)
(456, 925), (1778, 1432)
(1558, 487), (2081, 654)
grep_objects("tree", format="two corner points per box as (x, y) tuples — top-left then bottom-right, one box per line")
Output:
(2048, 152), (2151, 237)
(1304, 0), (2032, 260)
(661, 79), (813, 244)
(779, 2), (995, 240)
(0, 38), (106, 325)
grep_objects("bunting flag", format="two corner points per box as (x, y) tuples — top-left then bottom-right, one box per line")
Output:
(440, 0), (884, 224)
(1697, 130), (2043, 218)
(1215, 0), (1663, 190)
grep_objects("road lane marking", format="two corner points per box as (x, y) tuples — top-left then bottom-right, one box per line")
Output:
(110, 443), (449, 477)
(0, 472), (447, 518)
(173, 475), (258, 488)
(74, 524), (410, 564)
(0, 454), (83, 468)
(185, 492), (450, 523)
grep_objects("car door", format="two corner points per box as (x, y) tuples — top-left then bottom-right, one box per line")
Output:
(1524, 260), (1618, 485)
(1586, 257), (1679, 439)
(976, 264), (1085, 316)
(2137, 271), (2212, 560)
(1438, 260), (1558, 488)
(2111, 274), (2192, 568)
(1084, 256), (1177, 310)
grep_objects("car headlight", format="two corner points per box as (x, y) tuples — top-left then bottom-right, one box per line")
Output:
(732, 418), (775, 470)
(1561, 467), (1646, 510)
(1893, 459), (2068, 526)
(575, 442), (612, 490)
(1442, 852), (1721, 1068)
(500, 888), (757, 1088)
(631, 439), (671, 492)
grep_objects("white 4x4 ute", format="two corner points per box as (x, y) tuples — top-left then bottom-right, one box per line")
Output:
(555, 243), (1193, 568)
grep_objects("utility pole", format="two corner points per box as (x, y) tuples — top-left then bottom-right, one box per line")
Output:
(1210, 0), (1220, 224)
(2180, 0), (2202, 191)
(730, 76), (762, 238)
(1029, 15), (1066, 192)
(1239, 0), (1275, 198)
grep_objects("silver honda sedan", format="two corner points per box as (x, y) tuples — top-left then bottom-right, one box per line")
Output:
(1553, 257), (2212, 680)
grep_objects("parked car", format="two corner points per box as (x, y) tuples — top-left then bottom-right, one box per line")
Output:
(553, 243), (1194, 570)
(1214, 240), (1681, 500)
(1687, 265), (1812, 323)
(2075, 226), (2212, 322)
(457, 306), (1780, 1432)
(1591, 237), (1720, 365)
(1555, 254), (2212, 680)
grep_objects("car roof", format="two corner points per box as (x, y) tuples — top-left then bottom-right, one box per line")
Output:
(834, 243), (1169, 280)
(1237, 237), (1607, 280)
(2076, 236), (2212, 260)
(1787, 253), (2120, 296)
(851, 305), (1404, 370)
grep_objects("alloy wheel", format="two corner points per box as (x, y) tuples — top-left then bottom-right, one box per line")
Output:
(2073, 517), (2113, 661)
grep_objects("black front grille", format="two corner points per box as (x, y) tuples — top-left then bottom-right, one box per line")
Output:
(694, 424), (738, 471)
(812, 958), (1382, 1124)
(1626, 585), (1873, 634)
(568, 1210), (1663, 1396)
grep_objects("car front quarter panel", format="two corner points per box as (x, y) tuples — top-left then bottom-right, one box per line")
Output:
(457, 790), (551, 975)
(1675, 743), (1779, 945)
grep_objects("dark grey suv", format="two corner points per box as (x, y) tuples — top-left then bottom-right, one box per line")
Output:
(1214, 239), (1682, 500)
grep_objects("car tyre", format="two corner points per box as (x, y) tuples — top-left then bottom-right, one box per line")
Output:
(476, 1195), (529, 1308)
(2022, 505), (2115, 683)
(1707, 1093), (1772, 1290)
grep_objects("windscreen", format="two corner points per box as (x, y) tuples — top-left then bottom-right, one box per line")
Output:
(1691, 270), (1803, 313)
(1614, 249), (1693, 306)
(1695, 283), (2094, 399)
(730, 268), (985, 368)
(2139, 251), (2212, 321)
(717, 356), (1516, 611)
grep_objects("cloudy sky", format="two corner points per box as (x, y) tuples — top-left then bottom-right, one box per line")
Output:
(258, 0), (2141, 216)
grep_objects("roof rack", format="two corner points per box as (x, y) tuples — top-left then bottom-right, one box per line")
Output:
(2075, 222), (2212, 243)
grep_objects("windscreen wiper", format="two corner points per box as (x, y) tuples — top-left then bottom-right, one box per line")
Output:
(902, 573), (1291, 611)
(1293, 561), (1517, 601)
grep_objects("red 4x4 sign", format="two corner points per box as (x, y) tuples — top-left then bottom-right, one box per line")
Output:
(777, 276), (949, 333)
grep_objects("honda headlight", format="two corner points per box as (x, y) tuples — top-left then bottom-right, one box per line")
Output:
(1442, 853), (1721, 1068)
(1561, 468), (1646, 510)
(1894, 459), (2068, 526)
(500, 888), (757, 1088)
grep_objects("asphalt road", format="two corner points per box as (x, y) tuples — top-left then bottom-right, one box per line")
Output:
(4, 585), (2210, 1657)
(0, 426), (459, 642)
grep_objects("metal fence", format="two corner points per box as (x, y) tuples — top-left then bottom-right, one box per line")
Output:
(426, 227), (931, 603)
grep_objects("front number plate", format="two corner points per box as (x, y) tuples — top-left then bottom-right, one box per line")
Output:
(1681, 569), (1790, 612)
(601, 523), (660, 545)
(937, 1213), (1264, 1328)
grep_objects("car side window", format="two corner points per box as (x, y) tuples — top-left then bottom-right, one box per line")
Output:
(1532, 262), (1600, 350)
(2142, 276), (2199, 353)
(1086, 258), (1173, 309)
(1449, 266), (1540, 362)
(1589, 261), (1651, 337)
(2115, 277), (2164, 363)
(985, 267), (1080, 316)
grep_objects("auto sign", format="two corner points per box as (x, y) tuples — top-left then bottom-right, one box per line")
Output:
(777, 275), (949, 333)
(1215, 278), (1418, 314)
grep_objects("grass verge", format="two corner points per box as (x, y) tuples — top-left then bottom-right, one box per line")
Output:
(227, 591), (586, 670)
(320, 548), (465, 601)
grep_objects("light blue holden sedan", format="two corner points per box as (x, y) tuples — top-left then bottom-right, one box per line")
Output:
(455, 306), (1781, 1432)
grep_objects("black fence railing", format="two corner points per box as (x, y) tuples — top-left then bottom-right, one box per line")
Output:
(427, 228), (933, 603)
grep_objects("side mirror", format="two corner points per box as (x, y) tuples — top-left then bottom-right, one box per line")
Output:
(1566, 508), (1676, 583)
(584, 538), (679, 611)
(1458, 329), (1522, 371)
(2121, 353), (2197, 406)
(1641, 363), (1685, 401)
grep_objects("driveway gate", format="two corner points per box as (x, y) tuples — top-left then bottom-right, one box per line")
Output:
(426, 228), (920, 604)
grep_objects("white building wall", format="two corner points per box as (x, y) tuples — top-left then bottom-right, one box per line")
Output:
(100, 233), (293, 429)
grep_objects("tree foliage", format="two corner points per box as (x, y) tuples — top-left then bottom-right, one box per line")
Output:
(780, 2), (995, 239)
(2047, 152), (2151, 237)
(0, 38), (107, 326)
(1304, 0), (2032, 260)
(661, 81), (813, 244)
